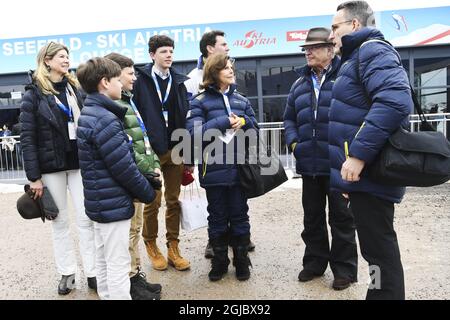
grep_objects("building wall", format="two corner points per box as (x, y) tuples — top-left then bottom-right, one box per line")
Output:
(1, 44), (449, 129)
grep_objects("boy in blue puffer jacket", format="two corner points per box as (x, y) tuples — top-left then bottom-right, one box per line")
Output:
(76, 57), (156, 300)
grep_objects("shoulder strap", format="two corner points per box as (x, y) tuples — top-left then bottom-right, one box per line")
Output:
(356, 39), (433, 131)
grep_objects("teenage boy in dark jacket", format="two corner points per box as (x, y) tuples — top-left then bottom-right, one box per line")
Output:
(132, 35), (191, 272)
(77, 57), (156, 300)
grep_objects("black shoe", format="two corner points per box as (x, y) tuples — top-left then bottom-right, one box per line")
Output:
(135, 271), (162, 294)
(130, 273), (161, 300)
(87, 277), (97, 291)
(205, 242), (214, 259)
(298, 269), (322, 282)
(332, 278), (354, 291)
(247, 240), (256, 252)
(58, 274), (75, 295)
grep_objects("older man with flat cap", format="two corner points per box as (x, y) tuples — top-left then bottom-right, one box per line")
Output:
(283, 27), (358, 290)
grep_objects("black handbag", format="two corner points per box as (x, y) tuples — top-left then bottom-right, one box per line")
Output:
(238, 144), (288, 198)
(368, 88), (450, 187)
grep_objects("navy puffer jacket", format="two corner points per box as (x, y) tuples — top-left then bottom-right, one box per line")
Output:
(329, 28), (412, 203)
(186, 85), (258, 188)
(284, 56), (340, 176)
(77, 93), (155, 223)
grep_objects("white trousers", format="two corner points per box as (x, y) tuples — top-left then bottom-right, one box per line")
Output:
(41, 170), (96, 277)
(94, 219), (132, 300)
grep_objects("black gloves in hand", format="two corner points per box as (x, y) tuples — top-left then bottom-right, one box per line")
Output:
(144, 172), (162, 190)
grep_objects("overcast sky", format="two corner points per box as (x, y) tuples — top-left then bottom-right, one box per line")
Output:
(2, 0), (449, 39)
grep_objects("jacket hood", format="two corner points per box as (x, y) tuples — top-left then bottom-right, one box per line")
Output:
(341, 27), (385, 62)
(197, 56), (205, 70)
(121, 90), (133, 102)
(136, 63), (189, 84)
(84, 93), (127, 120)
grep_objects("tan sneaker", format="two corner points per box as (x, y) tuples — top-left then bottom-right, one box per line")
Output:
(167, 240), (190, 271)
(145, 240), (168, 271)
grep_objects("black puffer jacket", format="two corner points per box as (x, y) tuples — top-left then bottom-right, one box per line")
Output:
(19, 81), (84, 182)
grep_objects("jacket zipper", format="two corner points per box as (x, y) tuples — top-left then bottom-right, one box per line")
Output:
(355, 121), (366, 138)
(202, 152), (209, 177)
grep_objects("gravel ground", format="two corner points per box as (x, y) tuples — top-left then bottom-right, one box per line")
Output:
(0, 180), (449, 300)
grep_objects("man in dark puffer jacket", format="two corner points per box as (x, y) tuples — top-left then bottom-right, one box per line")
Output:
(76, 57), (155, 300)
(284, 27), (357, 290)
(329, 1), (412, 300)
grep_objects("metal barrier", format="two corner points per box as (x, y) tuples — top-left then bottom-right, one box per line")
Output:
(0, 113), (449, 183)
(259, 113), (450, 170)
(409, 113), (449, 138)
(0, 135), (26, 183)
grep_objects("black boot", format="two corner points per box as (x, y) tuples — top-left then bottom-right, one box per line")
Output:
(231, 234), (252, 281)
(205, 241), (214, 259)
(130, 273), (161, 300)
(208, 235), (230, 281)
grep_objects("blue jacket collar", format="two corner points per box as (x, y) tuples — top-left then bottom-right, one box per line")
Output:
(85, 93), (127, 120)
(206, 83), (237, 96)
(341, 27), (385, 62)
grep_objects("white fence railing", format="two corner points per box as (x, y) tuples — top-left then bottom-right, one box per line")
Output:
(1, 113), (449, 182)
(0, 135), (26, 182)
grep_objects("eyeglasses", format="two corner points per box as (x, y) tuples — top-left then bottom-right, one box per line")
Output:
(331, 20), (353, 32)
(301, 44), (330, 53)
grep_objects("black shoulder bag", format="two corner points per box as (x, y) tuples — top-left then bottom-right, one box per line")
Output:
(356, 40), (450, 187)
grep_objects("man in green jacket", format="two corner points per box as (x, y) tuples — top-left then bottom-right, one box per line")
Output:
(105, 53), (162, 300)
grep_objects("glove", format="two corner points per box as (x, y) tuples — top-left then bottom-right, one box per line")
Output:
(144, 172), (162, 190)
(291, 142), (297, 152)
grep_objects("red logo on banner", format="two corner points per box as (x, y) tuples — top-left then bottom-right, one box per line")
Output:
(286, 30), (308, 42)
(233, 30), (277, 49)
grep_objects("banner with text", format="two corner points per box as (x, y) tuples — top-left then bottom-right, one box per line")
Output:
(1, 6), (449, 74)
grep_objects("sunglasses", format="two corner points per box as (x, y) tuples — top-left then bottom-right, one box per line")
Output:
(44, 41), (58, 57)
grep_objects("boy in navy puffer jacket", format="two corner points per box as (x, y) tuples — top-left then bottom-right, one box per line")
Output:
(76, 57), (156, 300)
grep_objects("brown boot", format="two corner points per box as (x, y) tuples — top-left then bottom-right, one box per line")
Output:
(145, 240), (168, 271)
(167, 240), (190, 271)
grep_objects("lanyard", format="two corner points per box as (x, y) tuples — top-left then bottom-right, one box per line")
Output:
(54, 88), (73, 121)
(130, 99), (153, 155)
(222, 89), (232, 116)
(311, 70), (327, 120)
(311, 71), (326, 100)
(151, 68), (172, 107)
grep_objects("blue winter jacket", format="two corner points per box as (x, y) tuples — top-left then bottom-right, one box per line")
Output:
(186, 85), (259, 188)
(329, 28), (412, 203)
(77, 93), (155, 223)
(283, 56), (340, 176)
